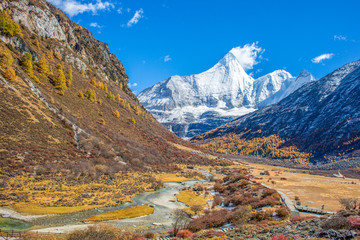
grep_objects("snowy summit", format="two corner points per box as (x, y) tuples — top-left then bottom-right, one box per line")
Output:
(138, 45), (316, 139)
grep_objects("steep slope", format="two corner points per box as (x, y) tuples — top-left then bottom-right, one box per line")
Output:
(0, 0), (224, 208)
(192, 60), (360, 165)
(257, 70), (316, 108)
(139, 48), (315, 139)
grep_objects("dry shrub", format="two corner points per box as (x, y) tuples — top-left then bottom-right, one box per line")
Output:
(67, 225), (143, 240)
(212, 194), (222, 208)
(321, 215), (351, 230)
(262, 189), (277, 198)
(251, 211), (272, 222)
(347, 216), (360, 229)
(275, 207), (290, 220)
(21, 232), (64, 240)
(144, 232), (155, 239)
(231, 205), (251, 224)
(188, 209), (230, 232)
(213, 182), (225, 193)
(176, 229), (193, 238)
(190, 204), (203, 216)
(339, 198), (358, 210)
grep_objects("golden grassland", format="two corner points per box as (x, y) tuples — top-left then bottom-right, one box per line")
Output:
(176, 190), (208, 206)
(243, 162), (360, 212)
(1, 167), (209, 215)
(156, 173), (200, 183)
(1, 172), (160, 214)
(176, 187), (211, 216)
(11, 203), (104, 215)
(84, 205), (154, 222)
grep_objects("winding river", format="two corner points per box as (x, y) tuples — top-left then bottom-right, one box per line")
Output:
(2, 169), (212, 234)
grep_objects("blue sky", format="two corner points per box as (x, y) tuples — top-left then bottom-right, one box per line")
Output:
(48, 0), (360, 94)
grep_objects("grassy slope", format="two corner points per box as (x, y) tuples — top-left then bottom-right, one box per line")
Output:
(0, 1), (228, 210)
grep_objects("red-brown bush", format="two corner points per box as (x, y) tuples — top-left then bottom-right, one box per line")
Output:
(347, 216), (360, 229)
(272, 234), (289, 240)
(188, 209), (231, 232)
(176, 229), (193, 238)
(276, 207), (290, 220)
(144, 232), (155, 239)
(212, 194), (222, 208)
(251, 211), (272, 222)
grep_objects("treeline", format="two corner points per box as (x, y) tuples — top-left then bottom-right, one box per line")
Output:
(196, 133), (310, 165)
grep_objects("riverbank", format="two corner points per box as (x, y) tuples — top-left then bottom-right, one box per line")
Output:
(0, 169), (211, 234)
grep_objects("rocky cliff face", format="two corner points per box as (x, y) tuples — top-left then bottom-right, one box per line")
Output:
(139, 47), (315, 139)
(192, 60), (360, 163)
(1, 0), (128, 87)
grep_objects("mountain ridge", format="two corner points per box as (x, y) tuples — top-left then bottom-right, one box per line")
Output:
(139, 47), (315, 138)
(192, 59), (360, 164)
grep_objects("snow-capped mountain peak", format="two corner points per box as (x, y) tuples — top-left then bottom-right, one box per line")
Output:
(138, 47), (316, 138)
(297, 69), (313, 79)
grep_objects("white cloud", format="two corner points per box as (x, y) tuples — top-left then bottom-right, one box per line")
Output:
(127, 8), (144, 27)
(117, 7), (122, 14)
(90, 22), (102, 33)
(230, 42), (264, 71)
(334, 35), (347, 41)
(90, 22), (101, 28)
(311, 53), (334, 64)
(47, 0), (114, 17)
(128, 82), (138, 88)
(164, 55), (172, 62)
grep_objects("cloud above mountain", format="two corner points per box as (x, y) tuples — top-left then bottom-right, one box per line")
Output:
(230, 42), (264, 71)
(47, 0), (114, 16)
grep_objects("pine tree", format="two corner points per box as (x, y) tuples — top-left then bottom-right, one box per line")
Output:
(34, 39), (40, 50)
(0, 10), (22, 37)
(0, 46), (13, 67)
(113, 110), (120, 118)
(37, 57), (50, 75)
(66, 67), (72, 87)
(3, 66), (16, 81)
(53, 64), (67, 95)
(78, 91), (84, 99)
(98, 118), (105, 125)
(107, 91), (115, 101)
(86, 88), (96, 102)
(21, 53), (33, 76)
(0, 46), (16, 81)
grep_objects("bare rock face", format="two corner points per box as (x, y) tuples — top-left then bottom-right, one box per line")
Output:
(4, 0), (67, 41)
(1, 0), (128, 86)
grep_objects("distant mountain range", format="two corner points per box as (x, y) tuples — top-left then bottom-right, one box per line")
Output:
(139, 47), (315, 139)
(192, 60), (360, 163)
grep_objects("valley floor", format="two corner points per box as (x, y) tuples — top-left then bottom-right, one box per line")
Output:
(234, 161), (360, 213)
